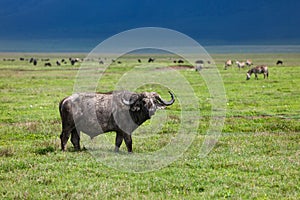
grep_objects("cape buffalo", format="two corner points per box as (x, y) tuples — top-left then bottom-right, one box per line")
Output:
(59, 91), (175, 152)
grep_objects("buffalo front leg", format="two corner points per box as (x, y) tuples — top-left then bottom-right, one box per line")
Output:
(123, 133), (133, 153)
(71, 128), (81, 151)
(115, 131), (124, 152)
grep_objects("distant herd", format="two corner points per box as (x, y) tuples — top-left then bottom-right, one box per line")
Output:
(2, 56), (284, 80)
(224, 59), (284, 80)
(2, 57), (83, 67)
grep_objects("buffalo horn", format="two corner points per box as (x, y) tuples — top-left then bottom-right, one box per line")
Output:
(156, 91), (175, 106)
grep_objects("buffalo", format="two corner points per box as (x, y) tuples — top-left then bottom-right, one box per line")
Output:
(59, 91), (175, 152)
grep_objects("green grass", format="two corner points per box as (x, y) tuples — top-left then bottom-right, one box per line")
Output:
(0, 53), (299, 199)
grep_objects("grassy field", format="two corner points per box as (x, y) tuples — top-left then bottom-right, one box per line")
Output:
(0, 53), (299, 199)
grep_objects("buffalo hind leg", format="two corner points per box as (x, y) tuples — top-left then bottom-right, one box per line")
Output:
(115, 131), (124, 152)
(71, 128), (80, 151)
(60, 129), (71, 151)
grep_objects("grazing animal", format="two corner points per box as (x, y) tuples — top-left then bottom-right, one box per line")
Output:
(148, 58), (155, 63)
(276, 60), (283, 65)
(195, 64), (203, 71)
(19, 57), (25, 61)
(138, 59), (142, 63)
(246, 65), (268, 80)
(69, 58), (81, 65)
(33, 59), (37, 66)
(99, 60), (104, 64)
(177, 59), (184, 64)
(59, 91), (175, 152)
(44, 62), (51, 67)
(4, 58), (15, 61)
(70, 59), (76, 65)
(246, 59), (253, 66)
(195, 60), (204, 64)
(236, 61), (245, 69)
(56, 61), (61, 66)
(224, 59), (233, 70)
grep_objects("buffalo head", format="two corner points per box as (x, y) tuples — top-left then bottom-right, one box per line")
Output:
(122, 91), (175, 119)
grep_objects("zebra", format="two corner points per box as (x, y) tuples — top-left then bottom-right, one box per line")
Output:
(246, 65), (268, 80)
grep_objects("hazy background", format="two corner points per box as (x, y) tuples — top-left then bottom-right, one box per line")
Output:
(0, 0), (299, 52)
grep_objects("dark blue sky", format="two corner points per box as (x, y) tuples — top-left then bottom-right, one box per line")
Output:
(0, 0), (300, 51)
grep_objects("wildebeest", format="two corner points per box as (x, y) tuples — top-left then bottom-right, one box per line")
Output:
(70, 59), (76, 65)
(69, 58), (81, 65)
(276, 60), (283, 65)
(177, 59), (184, 64)
(59, 91), (175, 152)
(3, 58), (15, 61)
(195, 60), (204, 64)
(33, 59), (37, 66)
(44, 62), (51, 67)
(148, 58), (155, 63)
(56, 61), (61, 66)
(224, 59), (233, 70)
(138, 59), (142, 63)
(246, 65), (268, 80)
